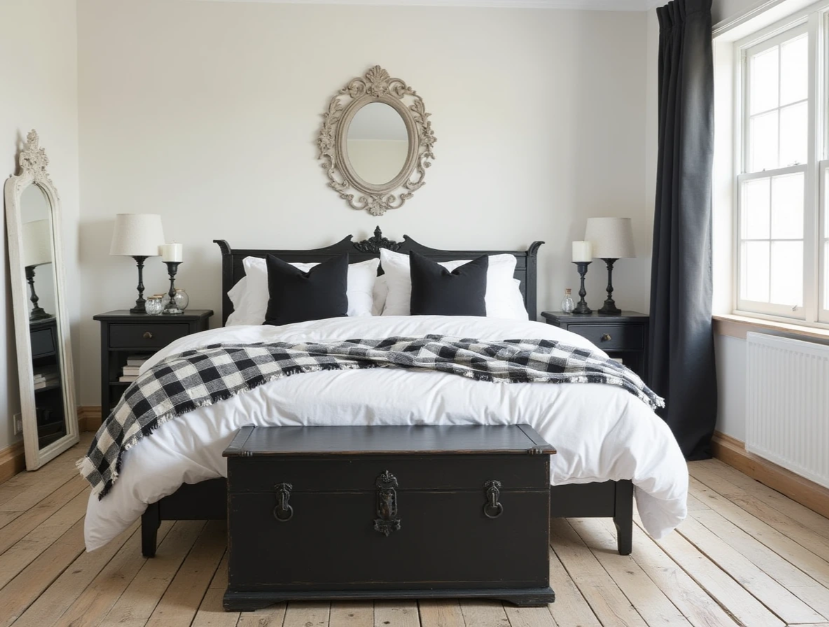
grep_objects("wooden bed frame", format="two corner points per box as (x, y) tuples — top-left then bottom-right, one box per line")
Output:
(140, 228), (634, 558)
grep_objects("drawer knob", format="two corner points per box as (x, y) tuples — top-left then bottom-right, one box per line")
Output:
(601, 333), (612, 342)
(143, 331), (153, 339)
(374, 470), (401, 536)
(483, 480), (504, 519)
(273, 482), (294, 522)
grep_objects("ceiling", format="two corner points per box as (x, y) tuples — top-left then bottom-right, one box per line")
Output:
(186, 0), (665, 11)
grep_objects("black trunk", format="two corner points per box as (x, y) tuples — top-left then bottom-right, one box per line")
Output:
(223, 425), (556, 610)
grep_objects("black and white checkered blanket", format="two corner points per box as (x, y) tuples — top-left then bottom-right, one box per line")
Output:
(79, 335), (664, 498)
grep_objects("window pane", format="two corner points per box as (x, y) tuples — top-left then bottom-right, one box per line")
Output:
(750, 111), (779, 172)
(742, 241), (770, 302)
(771, 173), (804, 239)
(780, 35), (808, 106)
(779, 102), (808, 166)
(750, 46), (779, 114)
(742, 178), (771, 239)
(770, 241), (803, 306)
(824, 241), (829, 310)
(826, 169), (829, 239)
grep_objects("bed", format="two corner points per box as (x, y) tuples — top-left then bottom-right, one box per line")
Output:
(83, 229), (688, 557)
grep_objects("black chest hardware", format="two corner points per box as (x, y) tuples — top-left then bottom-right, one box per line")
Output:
(273, 483), (293, 522)
(373, 470), (401, 536)
(483, 480), (504, 519)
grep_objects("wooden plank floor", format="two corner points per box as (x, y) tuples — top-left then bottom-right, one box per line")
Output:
(3, 436), (829, 626)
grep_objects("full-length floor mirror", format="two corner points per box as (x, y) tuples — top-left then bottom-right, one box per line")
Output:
(4, 130), (78, 469)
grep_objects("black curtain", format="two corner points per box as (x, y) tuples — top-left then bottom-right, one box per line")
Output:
(650, 0), (717, 461)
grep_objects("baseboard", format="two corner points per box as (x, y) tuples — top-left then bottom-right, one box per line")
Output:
(78, 406), (102, 432)
(0, 441), (26, 484)
(0, 406), (101, 485)
(712, 430), (829, 520)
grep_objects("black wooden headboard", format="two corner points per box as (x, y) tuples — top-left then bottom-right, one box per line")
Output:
(214, 227), (544, 325)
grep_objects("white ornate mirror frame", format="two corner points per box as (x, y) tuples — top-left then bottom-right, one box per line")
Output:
(4, 130), (79, 469)
(318, 66), (436, 216)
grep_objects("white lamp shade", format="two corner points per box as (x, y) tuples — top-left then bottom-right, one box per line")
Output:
(22, 219), (53, 268)
(584, 217), (636, 259)
(110, 213), (166, 257)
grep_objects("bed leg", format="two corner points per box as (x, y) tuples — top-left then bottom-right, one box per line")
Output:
(613, 480), (633, 555)
(142, 502), (161, 558)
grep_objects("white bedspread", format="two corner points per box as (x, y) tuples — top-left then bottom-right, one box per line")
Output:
(84, 316), (688, 551)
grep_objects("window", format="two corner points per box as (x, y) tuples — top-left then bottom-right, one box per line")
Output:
(737, 24), (813, 320)
(822, 164), (829, 314)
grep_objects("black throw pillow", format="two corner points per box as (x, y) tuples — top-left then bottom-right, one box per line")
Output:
(409, 251), (488, 316)
(264, 254), (349, 326)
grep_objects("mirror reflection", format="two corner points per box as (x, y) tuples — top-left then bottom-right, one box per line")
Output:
(20, 184), (67, 449)
(346, 103), (409, 185)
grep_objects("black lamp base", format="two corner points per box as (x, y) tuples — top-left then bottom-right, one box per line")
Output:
(163, 261), (183, 315)
(598, 258), (621, 315)
(25, 266), (52, 321)
(129, 256), (149, 314)
(572, 261), (592, 315)
(29, 307), (52, 321)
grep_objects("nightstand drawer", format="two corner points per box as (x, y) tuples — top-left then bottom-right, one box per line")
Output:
(109, 323), (189, 349)
(566, 324), (644, 350)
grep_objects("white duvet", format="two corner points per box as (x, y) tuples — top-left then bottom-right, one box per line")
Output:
(84, 316), (688, 551)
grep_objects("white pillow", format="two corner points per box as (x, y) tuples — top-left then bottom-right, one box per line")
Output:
(226, 256), (380, 326)
(372, 275), (388, 316)
(379, 249), (528, 320)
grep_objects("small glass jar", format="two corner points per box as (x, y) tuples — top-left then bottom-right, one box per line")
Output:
(173, 288), (189, 312)
(145, 295), (165, 315)
(561, 288), (575, 314)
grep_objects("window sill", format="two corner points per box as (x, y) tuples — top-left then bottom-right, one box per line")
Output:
(713, 314), (829, 341)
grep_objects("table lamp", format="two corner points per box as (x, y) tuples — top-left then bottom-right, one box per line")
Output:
(110, 214), (165, 314)
(22, 219), (53, 321)
(584, 217), (635, 315)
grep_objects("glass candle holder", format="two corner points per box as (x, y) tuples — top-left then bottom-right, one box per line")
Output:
(145, 295), (165, 315)
(173, 288), (189, 312)
(561, 289), (575, 314)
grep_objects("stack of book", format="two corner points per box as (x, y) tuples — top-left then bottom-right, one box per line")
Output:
(33, 366), (59, 390)
(119, 354), (151, 382)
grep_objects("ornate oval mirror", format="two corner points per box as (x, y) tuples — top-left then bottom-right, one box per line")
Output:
(318, 66), (436, 216)
(4, 131), (78, 469)
(345, 102), (410, 186)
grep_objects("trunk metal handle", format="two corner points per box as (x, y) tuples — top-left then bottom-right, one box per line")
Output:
(374, 470), (401, 536)
(484, 480), (504, 519)
(273, 482), (293, 522)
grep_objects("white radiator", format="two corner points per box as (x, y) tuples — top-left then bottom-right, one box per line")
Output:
(746, 332), (829, 489)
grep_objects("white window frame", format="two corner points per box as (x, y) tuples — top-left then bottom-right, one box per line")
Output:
(820, 159), (829, 319)
(733, 8), (827, 325)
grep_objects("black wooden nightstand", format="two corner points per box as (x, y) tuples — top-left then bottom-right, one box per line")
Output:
(541, 311), (649, 383)
(94, 310), (213, 415)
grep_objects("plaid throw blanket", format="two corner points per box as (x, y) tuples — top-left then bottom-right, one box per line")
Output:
(79, 335), (664, 498)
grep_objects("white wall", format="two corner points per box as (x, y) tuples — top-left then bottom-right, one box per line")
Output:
(712, 0), (766, 25)
(715, 334), (747, 440)
(76, 0), (650, 405)
(0, 0), (80, 450)
(642, 8), (659, 312)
